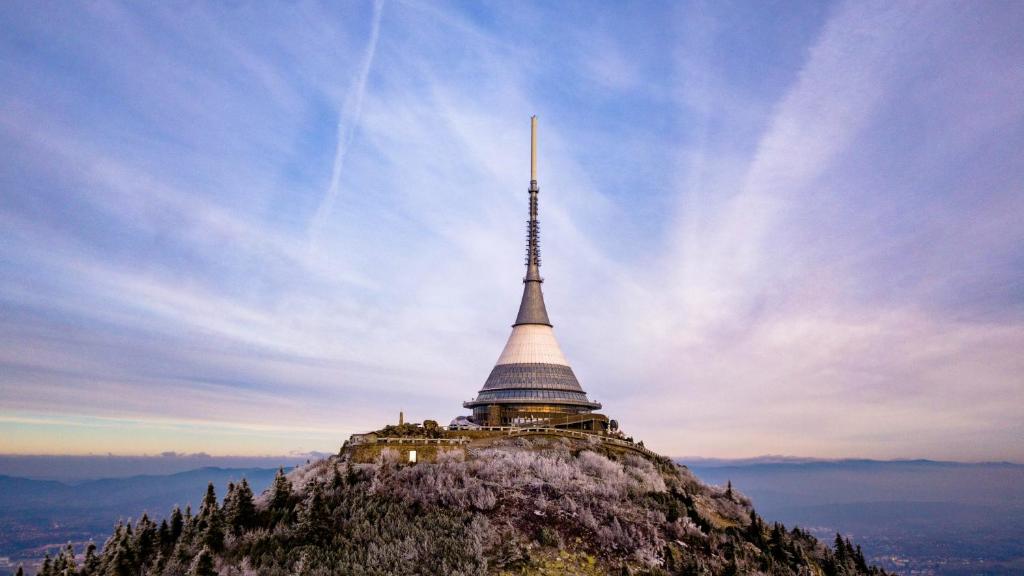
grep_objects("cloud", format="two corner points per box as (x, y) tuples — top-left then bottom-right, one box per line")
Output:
(308, 0), (385, 241)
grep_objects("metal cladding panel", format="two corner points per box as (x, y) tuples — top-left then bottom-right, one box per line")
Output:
(481, 363), (584, 392)
(514, 280), (551, 326)
(495, 324), (569, 366)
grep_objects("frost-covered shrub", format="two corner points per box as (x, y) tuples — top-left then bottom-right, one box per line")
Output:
(623, 454), (667, 494)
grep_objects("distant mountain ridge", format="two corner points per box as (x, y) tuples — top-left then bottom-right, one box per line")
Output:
(686, 457), (1024, 575)
(680, 456), (1024, 468)
(0, 454), (319, 483)
(0, 467), (284, 568)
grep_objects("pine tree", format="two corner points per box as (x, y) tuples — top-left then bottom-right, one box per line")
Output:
(39, 554), (52, 576)
(158, 519), (172, 552)
(270, 467), (292, 510)
(344, 461), (357, 486)
(15, 566), (24, 576)
(81, 542), (101, 576)
(201, 483), (218, 514)
(220, 482), (237, 533)
(170, 506), (184, 542)
(725, 480), (733, 499)
(834, 533), (851, 573)
(197, 483), (225, 552)
(103, 523), (137, 576)
(854, 544), (869, 572)
(188, 546), (218, 576)
(268, 467), (293, 526)
(52, 548), (67, 575)
(134, 513), (158, 566)
(232, 478), (256, 531)
(58, 543), (76, 575)
(297, 482), (330, 544)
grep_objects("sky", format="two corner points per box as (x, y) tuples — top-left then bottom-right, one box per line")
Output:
(0, 1), (1022, 461)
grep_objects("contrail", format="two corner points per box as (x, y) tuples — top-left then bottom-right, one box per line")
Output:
(309, 0), (383, 242)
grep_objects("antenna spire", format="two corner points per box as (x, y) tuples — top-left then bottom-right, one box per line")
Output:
(530, 115), (538, 184)
(515, 115), (551, 326)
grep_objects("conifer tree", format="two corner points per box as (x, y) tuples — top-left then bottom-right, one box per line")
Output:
(268, 467), (293, 526)
(220, 482), (237, 532)
(854, 544), (869, 572)
(834, 533), (850, 572)
(270, 467), (292, 510)
(15, 566), (23, 576)
(39, 554), (52, 576)
(188, 546), (218, 576)
(232, 478), (256, 531)
(158, 519), (172, 552)
(297, 482), (330, 544)
(345, 461), (358, 486)
(170, 506), (184, 542)
(103, 523), (137, 576)
(135, 513), (158, 566)
(58, 543), (76, 575)
(197, 483), (225, 552)
(81, 542), (101, 576)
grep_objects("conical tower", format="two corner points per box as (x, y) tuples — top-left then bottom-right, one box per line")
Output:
(464, 117), (604, 429)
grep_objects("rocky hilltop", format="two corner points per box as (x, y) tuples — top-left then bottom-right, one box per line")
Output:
(30, 431), (886, 576)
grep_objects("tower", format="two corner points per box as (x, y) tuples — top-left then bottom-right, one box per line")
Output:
(463, 117), (605, 430)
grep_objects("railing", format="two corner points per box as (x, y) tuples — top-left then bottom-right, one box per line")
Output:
(351, 428), (658, 459)
(506, 427), (660, 459)
(374, 437), (469, 445)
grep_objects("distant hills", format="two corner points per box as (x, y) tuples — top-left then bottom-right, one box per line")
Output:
(0, 467), (283, 570)
(687, 458), (1024, 575)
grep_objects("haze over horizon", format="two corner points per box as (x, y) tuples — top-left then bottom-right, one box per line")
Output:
(1, 1), (1022, 461)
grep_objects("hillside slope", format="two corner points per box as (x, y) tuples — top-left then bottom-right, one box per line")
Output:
(30, 436), (885, 575)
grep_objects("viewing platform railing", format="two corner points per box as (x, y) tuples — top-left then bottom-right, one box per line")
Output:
(372, 436), (470, 446)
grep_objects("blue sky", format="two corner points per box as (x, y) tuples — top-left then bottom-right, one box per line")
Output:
(1, 1), (1022, 460)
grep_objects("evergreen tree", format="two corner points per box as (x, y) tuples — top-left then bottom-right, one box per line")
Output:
(834, 533), (847, 564)
(268, 467), (293, 526)
(188, 546), (218, 576)
(39, 554), (52, 576)
(170, 506), (184, 542)
(81, 542), (101, 576)
(197, 483), (225, 552)
(103, 523), (137, 576)
(201, 483), (218, 514)
(221, 482), (237, 533)
(58, 543), (76, 575)
(270, 467), (292, 510)
(134, 513), (158, 566)
(746, 510), (764, 547)
(15, 566), (23, 576)
(854, 544), (869, 572)
(725, 480), (733, 499)
(297, 482), (331, 544)
(158, 519), (172, 552)
(344, 461), (358, 486)
(232, 478), (256, 531)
